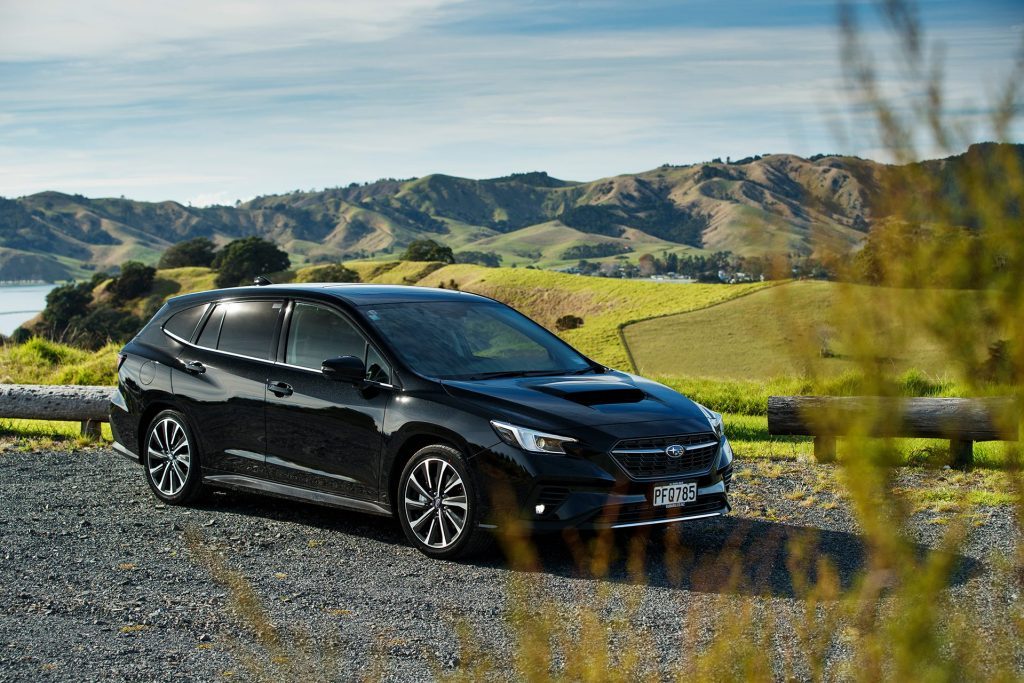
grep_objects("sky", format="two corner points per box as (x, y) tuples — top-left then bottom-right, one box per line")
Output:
(0, 0), (1021, 205)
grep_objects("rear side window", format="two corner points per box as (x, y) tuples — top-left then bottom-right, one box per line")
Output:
(216, 301), (282, 360)
(163, 304), (208, 342)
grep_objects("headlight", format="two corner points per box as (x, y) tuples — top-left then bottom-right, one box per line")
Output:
(718, 438), (734, 469)
(695, 402), (724, 438)
(490, 420), (577, 455)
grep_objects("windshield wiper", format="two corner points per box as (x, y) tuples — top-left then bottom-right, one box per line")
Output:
(568, 362), (607, 375)
(462, 370), (564, 380)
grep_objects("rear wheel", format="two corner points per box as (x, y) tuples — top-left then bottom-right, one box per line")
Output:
(397, 444), (491, 559)
(143, 409), (205, 504)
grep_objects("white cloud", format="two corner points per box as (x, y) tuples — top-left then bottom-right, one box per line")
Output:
(0, 0), (466, 61)
(185, 190), (242, 207)
(0, 3), (1019, 201)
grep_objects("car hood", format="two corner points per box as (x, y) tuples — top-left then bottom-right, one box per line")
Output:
(440, 371), (713, 432)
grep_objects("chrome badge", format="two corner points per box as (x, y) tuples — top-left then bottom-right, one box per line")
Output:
(665, 444), (685, 458)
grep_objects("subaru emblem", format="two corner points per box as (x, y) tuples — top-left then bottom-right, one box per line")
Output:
(665, 444), (685, 458)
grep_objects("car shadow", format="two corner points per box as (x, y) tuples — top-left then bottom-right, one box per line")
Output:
(472, 515), (984, 598)
(192, 488), (409, 546)
(192, 490), (982, 600)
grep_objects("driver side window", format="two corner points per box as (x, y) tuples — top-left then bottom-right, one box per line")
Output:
(286, 303), (365, 370)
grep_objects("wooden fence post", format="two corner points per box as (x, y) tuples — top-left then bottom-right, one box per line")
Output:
(80, 419), (103, 439)
(813, 436), (837, 463)
(949, 439), (973, 469)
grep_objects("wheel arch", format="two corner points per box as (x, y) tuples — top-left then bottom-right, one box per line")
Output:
(385, 424), (469, 509)
(137, 399), (185, 458)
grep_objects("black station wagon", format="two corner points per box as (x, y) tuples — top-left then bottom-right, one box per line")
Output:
(110, 283), (733, 558)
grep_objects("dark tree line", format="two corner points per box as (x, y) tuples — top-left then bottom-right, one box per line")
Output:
(561, 243), (631, 260)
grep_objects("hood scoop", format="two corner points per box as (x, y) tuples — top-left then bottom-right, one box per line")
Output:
(532, 379), (646, 406)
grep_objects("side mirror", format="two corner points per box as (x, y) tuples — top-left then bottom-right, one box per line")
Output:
(321, 356), (365, 383)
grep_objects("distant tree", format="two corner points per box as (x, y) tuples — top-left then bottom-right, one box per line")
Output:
(454, 251), (502, 267)
(401, 239), (454, 263)
(108, 261), (156, 301)
(41, 283), (92, 330)
(561, 243), (630, 260)
(158, 237), (217, 269)
(294, 264), (360, 283)
(213, 237), (291, 288)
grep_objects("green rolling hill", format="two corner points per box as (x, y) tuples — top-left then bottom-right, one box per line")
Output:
(0, 143), (1018, 281)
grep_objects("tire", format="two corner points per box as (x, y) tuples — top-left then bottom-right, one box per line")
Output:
(143, 409), (206, 505)
(397, 444), (492, 559)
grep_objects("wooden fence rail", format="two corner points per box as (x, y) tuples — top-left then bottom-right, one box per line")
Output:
(0, 384), (113, 438)
(0, 385), (1019, 467)
(768, 395), (1019, 468)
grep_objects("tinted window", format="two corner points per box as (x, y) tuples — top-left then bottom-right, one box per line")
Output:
(362, 301), (590, 379)
(163, 304), (208, 342)
(286, 303), (365, 370)
(216, 301), (282, 360)
(196, 305), (224, 348)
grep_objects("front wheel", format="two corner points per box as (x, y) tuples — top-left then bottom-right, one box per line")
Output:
(397, 445), (491, 559)
(143, 409), (205, 504)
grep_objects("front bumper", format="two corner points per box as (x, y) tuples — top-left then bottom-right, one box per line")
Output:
(471, 438), (733, 531)
(533, 480), (730, 531)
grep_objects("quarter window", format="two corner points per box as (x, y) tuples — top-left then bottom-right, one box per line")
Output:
(163, 304), (208, 342)
(196, 305), (224, 349)
(286, 303), (366, 370)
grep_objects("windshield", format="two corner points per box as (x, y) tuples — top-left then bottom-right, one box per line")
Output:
(360, 301), (593, 379)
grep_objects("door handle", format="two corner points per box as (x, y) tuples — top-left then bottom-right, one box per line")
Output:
(268, 381), (293, 397)
(184, 360), (206, 374)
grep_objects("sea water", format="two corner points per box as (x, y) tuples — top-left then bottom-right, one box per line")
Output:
(0, 284), (56, 336)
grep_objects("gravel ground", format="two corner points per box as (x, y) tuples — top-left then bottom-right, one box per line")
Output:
(0, 446), (1019, 682)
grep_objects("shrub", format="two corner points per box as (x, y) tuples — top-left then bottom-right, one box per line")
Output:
(294, 264), (360, 283)
(555, 314), (584, 331)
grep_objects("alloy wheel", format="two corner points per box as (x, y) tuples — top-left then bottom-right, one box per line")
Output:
(147, 417), (191, 497)
(403, 457), (468, 549)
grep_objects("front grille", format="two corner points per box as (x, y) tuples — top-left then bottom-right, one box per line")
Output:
(597, 495), (728, 526)
(610, 432), (719, 480)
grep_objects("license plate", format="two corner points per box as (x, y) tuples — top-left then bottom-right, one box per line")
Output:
(652, 481), (698, 508)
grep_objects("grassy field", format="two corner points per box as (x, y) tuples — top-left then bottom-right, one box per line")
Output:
(340, 260), (447, 285)
(0, 338), (120, 385)
(623, 280), (989, 381)
(415, 264), (773, 369)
